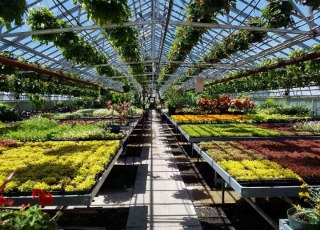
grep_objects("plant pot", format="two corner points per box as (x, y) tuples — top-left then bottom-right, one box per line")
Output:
(108, 125), (121, 134)
(287, 208), (320, 230)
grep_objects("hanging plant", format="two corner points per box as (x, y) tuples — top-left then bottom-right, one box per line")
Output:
(27, 7), (122, 79)
(296, 0), (320, 10)
(0, 52), (101, 96)
(74, 0), (130, 25)
(261, 0), (294, 28)
(181, 0), (294, 83)
(0, 0), (27, 30)
(246, 17), (266, 43)
(158, 0), (237, 85)
(74, 0), (146, 85)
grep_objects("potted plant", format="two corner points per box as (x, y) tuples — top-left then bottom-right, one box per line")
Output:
(0, 172), (61, 229)
(106, 100), (130, 133)
(287, 182), (320, 230)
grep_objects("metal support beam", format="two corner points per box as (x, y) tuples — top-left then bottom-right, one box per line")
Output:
(0, 21), (316, 39)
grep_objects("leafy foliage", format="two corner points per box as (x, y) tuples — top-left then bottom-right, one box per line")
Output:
(26, 7), (122, 79)
(182, 0), (294, 81)
(74, 0), (146, 85)
(0, 52), (101, 97)
(163, 86), (199, 114)
(180, 124), (282, 137)
(29, 94), (46, 110)
(0, 0), (27, 30)
(0, 118), (124, 141)
(199, 141), (301, 181)
(0, 140), (120, 192)
(0, 204), (60, 229)
(203, 45), (320, 95)
(198, 96), (255, 114)
(158, 0), (236, 84)
(0, 102), (19, 122)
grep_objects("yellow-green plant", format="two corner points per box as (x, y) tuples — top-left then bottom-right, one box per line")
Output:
(292, 182), (320, 224)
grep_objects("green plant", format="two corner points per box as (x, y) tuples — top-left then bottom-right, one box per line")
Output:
(296, 0), (320, 10)
(27, 7), (122, 79)
(291, 182), (320, 224)
(260, 98), (280, 109)
(0, 0), (27, 30)
(181, 0), (294, 82)
(0, 117), (124, 141)
(163, 86), (197, 114)
(0, 175), (61, 229)
(275, 105), (310, 115)
(29, 94), (46, 110)
(73, 0), (146, 85)
(0, 102), (19, 122)
(180, 124), (282, 137)
(158, 0), (236, 84)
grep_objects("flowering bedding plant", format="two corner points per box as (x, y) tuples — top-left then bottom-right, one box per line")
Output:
(171, 114), (251, 124)
(198, 96), (255, 114)
(0, 118), (124, 141)
(0, 140), (120, 192)
(238, 139), (320, 182)
(294, 121), (320, 133)
(200, 140), (320, 182)
(0, 173), (61, 229)
(199, 141), (300, 181)
(181, 124), (282, 137)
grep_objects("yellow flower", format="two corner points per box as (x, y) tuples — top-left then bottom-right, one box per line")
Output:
(298, 192), (310, 198)
(301, 183), (308, 189)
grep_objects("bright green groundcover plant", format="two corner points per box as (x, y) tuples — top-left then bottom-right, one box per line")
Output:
(0, 140), (120, 192)
(199, 141), (301, 181)
(0, 118), (124, 141)
(180, 124), (282, 137)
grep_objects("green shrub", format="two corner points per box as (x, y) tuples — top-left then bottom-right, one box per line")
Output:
(0, 102), (19, 122)
(275, 105), (310, 115)
(259, 98), (280, 109)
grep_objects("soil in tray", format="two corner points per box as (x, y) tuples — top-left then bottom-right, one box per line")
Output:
(99, 165), (138, 190)
(56, 208), (129, 229)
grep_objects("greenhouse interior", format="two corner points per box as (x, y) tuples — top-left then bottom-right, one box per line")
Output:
(0, 0), (320, 229)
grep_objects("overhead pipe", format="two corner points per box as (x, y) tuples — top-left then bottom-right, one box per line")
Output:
(187, 51), (320, 91)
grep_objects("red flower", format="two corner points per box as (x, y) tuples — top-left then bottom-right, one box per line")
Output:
(0, 195), (14, 207)
(0, 195), (6, 205)
(32, 189), (53, 206)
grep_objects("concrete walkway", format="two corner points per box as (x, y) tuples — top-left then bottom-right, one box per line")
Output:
(125, 110), (202, 229)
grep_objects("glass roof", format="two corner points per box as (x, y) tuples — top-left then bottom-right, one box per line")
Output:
(0, 0), (319, 94)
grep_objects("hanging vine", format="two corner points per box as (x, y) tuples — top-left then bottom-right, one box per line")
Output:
(26, 7), (123, 80)
(74, 0), (146, 85)
(202, 45), (320, 96)
(0, 52), (104, 98)
(180, 0), (294, 82)
(158, 0), (237, 85)
(0, 0), (27, 30)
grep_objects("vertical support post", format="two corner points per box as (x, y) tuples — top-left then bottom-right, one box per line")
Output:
(221, 182), (225, 204)
(214, 171), (217, 187)
(191, 142), (194, 156)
